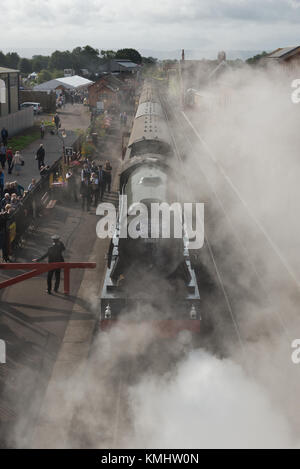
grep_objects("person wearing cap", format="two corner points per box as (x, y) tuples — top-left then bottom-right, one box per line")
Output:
(32, 235), (66, 294)
(36, 144), (45, 170)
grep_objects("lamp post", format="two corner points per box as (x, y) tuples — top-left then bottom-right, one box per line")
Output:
(57, 128), (67, 180)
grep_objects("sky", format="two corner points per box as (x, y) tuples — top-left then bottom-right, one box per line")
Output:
(3, 0), (300, 58)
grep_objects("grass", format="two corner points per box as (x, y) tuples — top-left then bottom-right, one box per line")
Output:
(7, 121), (55, 152)
(8, 129), (41, 152)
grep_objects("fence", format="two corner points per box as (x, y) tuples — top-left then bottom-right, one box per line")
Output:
(1, 133), (83, 258)
(7, 158), (62, 253)
(0, 108), (34, 137)
(20, 90), (56, 113)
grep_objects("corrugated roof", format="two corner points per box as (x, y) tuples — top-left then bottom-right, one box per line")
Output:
(34, 75), (93, 91)
(0, 66), (19, 74)
(34, 79), (62, 91)
(116, 61), (139, 68)
(268, 46), (299, 58)
(57, 75), (93, 88)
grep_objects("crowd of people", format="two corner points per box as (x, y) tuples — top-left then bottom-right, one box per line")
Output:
(0, 128), (25, 196)
(66, 159), (113, 211)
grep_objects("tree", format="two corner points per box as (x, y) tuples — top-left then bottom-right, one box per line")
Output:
(115, 48), (142, 64)
(5, 52), (20, 69)
(100, 50), (116, 60)
(0, 51), (7, 67)
(49, 50), (73, 71)
(19, 58), (32, 75)
(246, 51), (268, 65)
(32, 55), (50, 72)
(38, 69), (52, 84)
(71, 45), (100, 73)
(142, 56), (157, 65)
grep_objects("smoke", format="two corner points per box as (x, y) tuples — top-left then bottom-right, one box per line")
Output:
(8, 62), (300, 449)
(126, 349), (295, 449)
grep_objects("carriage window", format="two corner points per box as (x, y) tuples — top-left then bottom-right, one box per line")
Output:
(139, 177), (162, 186)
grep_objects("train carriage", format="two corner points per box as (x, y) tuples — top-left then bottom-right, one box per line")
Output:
(100, 81), (202, 337)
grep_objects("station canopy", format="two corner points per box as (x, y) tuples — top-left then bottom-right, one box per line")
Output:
(34, 75), (93, 92)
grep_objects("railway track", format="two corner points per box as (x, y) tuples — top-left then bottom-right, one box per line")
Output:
(159, 89), (296, 347)
(159, 91), (246, 352)
(66, 83), (299, 449)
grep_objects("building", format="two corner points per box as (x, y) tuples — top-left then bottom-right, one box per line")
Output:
(34, 75), (93, 93)
(98, 59), (140, 77)
(0, 66), (34, 135)
(264, 46), (300, 69)
(88, 75), (124, 111)
(0, 67), (20, 117)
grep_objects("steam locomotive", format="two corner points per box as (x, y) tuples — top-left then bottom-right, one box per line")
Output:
(99, 81), (202, 336)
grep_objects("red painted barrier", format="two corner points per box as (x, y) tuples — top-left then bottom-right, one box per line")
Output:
(0, 262), (96, 295)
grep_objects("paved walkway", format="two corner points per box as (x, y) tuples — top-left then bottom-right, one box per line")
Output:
(4, 104), (90, 190)
(0, 117), (123, 447)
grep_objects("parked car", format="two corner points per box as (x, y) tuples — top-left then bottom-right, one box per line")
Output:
(20, 102), (42, 114)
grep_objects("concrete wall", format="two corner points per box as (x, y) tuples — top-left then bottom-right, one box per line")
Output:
(0, 72), (19, 116)
(0, 108), (34, 137)
(20, 90), (56, 113)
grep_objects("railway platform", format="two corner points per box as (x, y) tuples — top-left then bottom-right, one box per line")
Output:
(0, 122), (125, 448)
(0, 195), (110, 447)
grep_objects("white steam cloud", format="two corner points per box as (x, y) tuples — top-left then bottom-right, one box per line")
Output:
(127, 350), (295, 449)
(9, 61), (300, 450)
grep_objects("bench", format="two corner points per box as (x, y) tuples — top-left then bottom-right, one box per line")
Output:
(41, 193), (57, 211)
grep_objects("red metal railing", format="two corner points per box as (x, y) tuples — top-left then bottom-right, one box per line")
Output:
(0, 263), (96, 295)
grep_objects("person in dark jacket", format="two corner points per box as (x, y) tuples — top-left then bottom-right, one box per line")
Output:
(1, 128), (8, 146)
(36, 144), (45, 170)
(80, 176), (92, 211)
(98, 165), (105, 201)
(32, 235), (65, 294)
(54, 114), (60, 132)
(6, 147), (13, 174)
(104, 160), (112, 193)
(66, 170), (78, 202)
(0, 144), (6, 169)
(0, 211), (9, 262)
(0, 170), (4, 198)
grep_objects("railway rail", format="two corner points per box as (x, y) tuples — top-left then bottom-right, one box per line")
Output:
(65, 81), (298, 449)
(159, 90), (295, 346)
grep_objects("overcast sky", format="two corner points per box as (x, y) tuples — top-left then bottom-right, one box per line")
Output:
(3, 0), (300, 57)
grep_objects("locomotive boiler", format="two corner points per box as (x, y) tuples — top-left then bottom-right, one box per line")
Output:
(100, 81), (202, 336)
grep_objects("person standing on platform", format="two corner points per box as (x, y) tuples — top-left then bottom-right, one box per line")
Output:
(40, 121), (45, 139)
(32, 235), (66, 294)
(0, 170), (4, 198)
(0, 143), (6, 169)
(80, 176), (92, 211)
(1, 128), (8, 146)
(90, 172), (99, 207)
(36, 144), (45, 170)
(66, 170), (78, 202)
(0, 210), (9, 262)
(54, 113), (60, 133)
(98, 164), (105, 201)
(12, 151), (23, 176)
(81, 163), (90, 182)
(104, 160), (112, 193)
(6, 147), (13, 174)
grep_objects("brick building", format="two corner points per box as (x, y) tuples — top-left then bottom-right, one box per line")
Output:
(88, 75), (124, 111)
